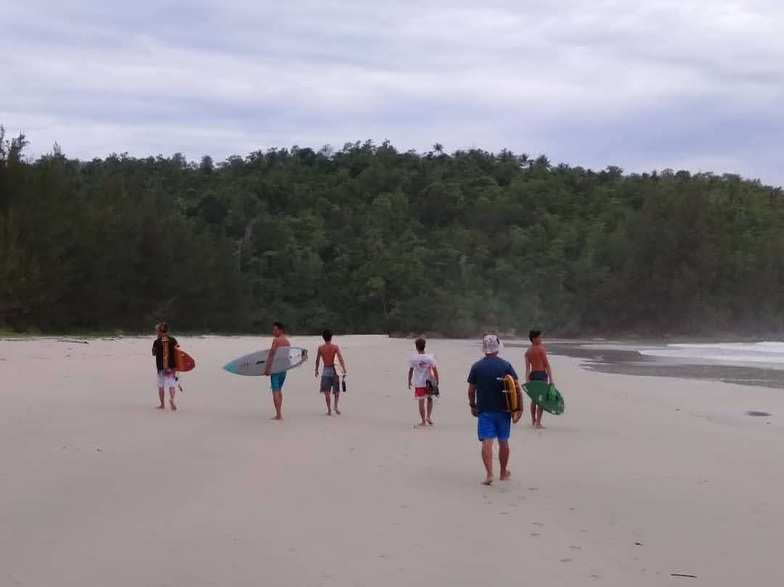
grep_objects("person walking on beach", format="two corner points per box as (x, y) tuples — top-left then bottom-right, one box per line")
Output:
(467, 334), (523, 485)
(263, 321), (290, 420)
(408, 337), (439, 427)
(152, 321), (180, 411)
(525, 329), (554, 429)
(315, 329), (347, 416)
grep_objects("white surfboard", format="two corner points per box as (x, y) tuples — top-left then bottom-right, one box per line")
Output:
(222, 347), (308, 376)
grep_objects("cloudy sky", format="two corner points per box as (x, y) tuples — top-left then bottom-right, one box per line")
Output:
(2, 0), (783, 185)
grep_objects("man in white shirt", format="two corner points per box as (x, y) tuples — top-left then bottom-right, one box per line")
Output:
(407, 337), (440, 427)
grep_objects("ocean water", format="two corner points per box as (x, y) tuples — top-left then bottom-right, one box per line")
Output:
(548, 340), (784, 389)
(637, 342), (784, 369)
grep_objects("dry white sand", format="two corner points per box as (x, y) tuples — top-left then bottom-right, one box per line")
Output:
(1, 335), (783, 587)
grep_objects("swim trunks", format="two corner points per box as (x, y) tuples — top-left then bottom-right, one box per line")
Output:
(157, 369), (177, 388)
(270, 372), (287, 391)
(529, 370), (548, 382)
(477, 411), (511, 441)
(414, 386), (429, 398)
(320, 366), (340, 393)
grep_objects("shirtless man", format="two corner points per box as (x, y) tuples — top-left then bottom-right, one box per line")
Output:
(525, 329), (554, 429)
(263, 321), (290, 420)
(315, 329), (347, 415)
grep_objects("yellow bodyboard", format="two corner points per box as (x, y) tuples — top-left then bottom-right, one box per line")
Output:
(502, 374), (519, 412)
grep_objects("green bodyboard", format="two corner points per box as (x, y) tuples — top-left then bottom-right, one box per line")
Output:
(523, 381), (565, 415)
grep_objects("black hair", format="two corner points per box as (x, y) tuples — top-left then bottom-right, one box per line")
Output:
(322, 329), (333, 341)
(529, 329), (542, 342)
(159, 321), (169, 334)
(273, 321), (285, 331)
(415, 337), (426, 351)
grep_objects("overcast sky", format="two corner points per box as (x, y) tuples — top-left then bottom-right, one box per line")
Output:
(1, 0), (782, 185)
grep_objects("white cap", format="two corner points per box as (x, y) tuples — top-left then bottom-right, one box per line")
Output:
(482, 334), (500, 355)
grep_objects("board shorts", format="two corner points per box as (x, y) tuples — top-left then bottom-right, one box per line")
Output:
(414, 387), (430, 398)
(477, 411), (511, 441)
(157, 369), (177, 389)
(270, 372), (286, 391)
(320, 366), (340, 393)
(529, 370), (548, 382)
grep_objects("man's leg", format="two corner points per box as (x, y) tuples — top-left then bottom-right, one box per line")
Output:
(499, 440), (511, 480)
(531, 402), (537, 425)
(323, 391), (332, 415)
(271, 390), (283, 419)
(333, 391), (341, 415)
(169, 386), (177, 411)
(477, 412), (496, 485)
(417, 398), (427, 425)
(157, 387), (165, 409)
(481, 439), (495, 485)
(426, 396), (434, 424)
(535, 406), (545, 429)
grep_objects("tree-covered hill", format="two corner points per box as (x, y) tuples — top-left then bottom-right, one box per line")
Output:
(2, 129), (782, 337)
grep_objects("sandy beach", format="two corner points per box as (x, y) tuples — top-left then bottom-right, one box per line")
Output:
(1, 335), (782, 587)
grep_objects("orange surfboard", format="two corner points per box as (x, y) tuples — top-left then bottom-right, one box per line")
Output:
(175, 348), (196, 372)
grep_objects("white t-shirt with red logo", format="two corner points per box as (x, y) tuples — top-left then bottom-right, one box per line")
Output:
(409, 353), (437, 388)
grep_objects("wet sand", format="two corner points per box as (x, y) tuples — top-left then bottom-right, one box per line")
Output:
(0, 336), (782, 586)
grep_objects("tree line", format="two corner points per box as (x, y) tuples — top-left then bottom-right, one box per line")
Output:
(2, 127), (782, 337)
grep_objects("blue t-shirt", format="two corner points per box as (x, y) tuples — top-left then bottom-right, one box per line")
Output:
(467, 356), (519, 413)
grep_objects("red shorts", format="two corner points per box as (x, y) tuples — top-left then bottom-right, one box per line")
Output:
(414, 387), (429, 398)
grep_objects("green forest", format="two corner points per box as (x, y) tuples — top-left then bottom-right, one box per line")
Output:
(2, 126), (783, 337)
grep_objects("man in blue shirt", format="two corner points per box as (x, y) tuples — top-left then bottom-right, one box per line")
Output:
(467, 334), (524, 485)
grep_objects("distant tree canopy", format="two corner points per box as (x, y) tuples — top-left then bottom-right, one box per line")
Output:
(1, 128), (783, 337)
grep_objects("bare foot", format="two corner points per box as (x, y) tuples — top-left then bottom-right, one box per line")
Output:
(427, 419), (434, 425)
(170, 402), (177, 411)
(326, 411), (332, 416)
(270, 415), (283, 421)
(500, 470), (512, 481)
(335, 409), (341, 415)
(482, 476), (494, 486)
(417, 422), (428, 427)
(156, 405), (165, 410)
(535, 423), (546, 429)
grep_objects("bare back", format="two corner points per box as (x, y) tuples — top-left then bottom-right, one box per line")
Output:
(525, 345), (549, 371)
(318, 343), (339, 366)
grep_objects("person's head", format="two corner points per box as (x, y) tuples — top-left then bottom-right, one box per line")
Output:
(157, 321), (169, 337)
(272, 321), (285, 336)
(322, 329), (333, 342)
(482, 334), (500, 356)
(529, 329), (542, 344)
(415, 337), (426, 352)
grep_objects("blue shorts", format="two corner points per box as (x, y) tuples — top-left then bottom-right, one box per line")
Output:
(270, 372), (287, 391)
(477, 411), (511, 441)
(529, 370), (548, 382)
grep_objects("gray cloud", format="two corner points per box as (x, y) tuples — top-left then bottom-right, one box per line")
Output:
(1, 0), (782, 185)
